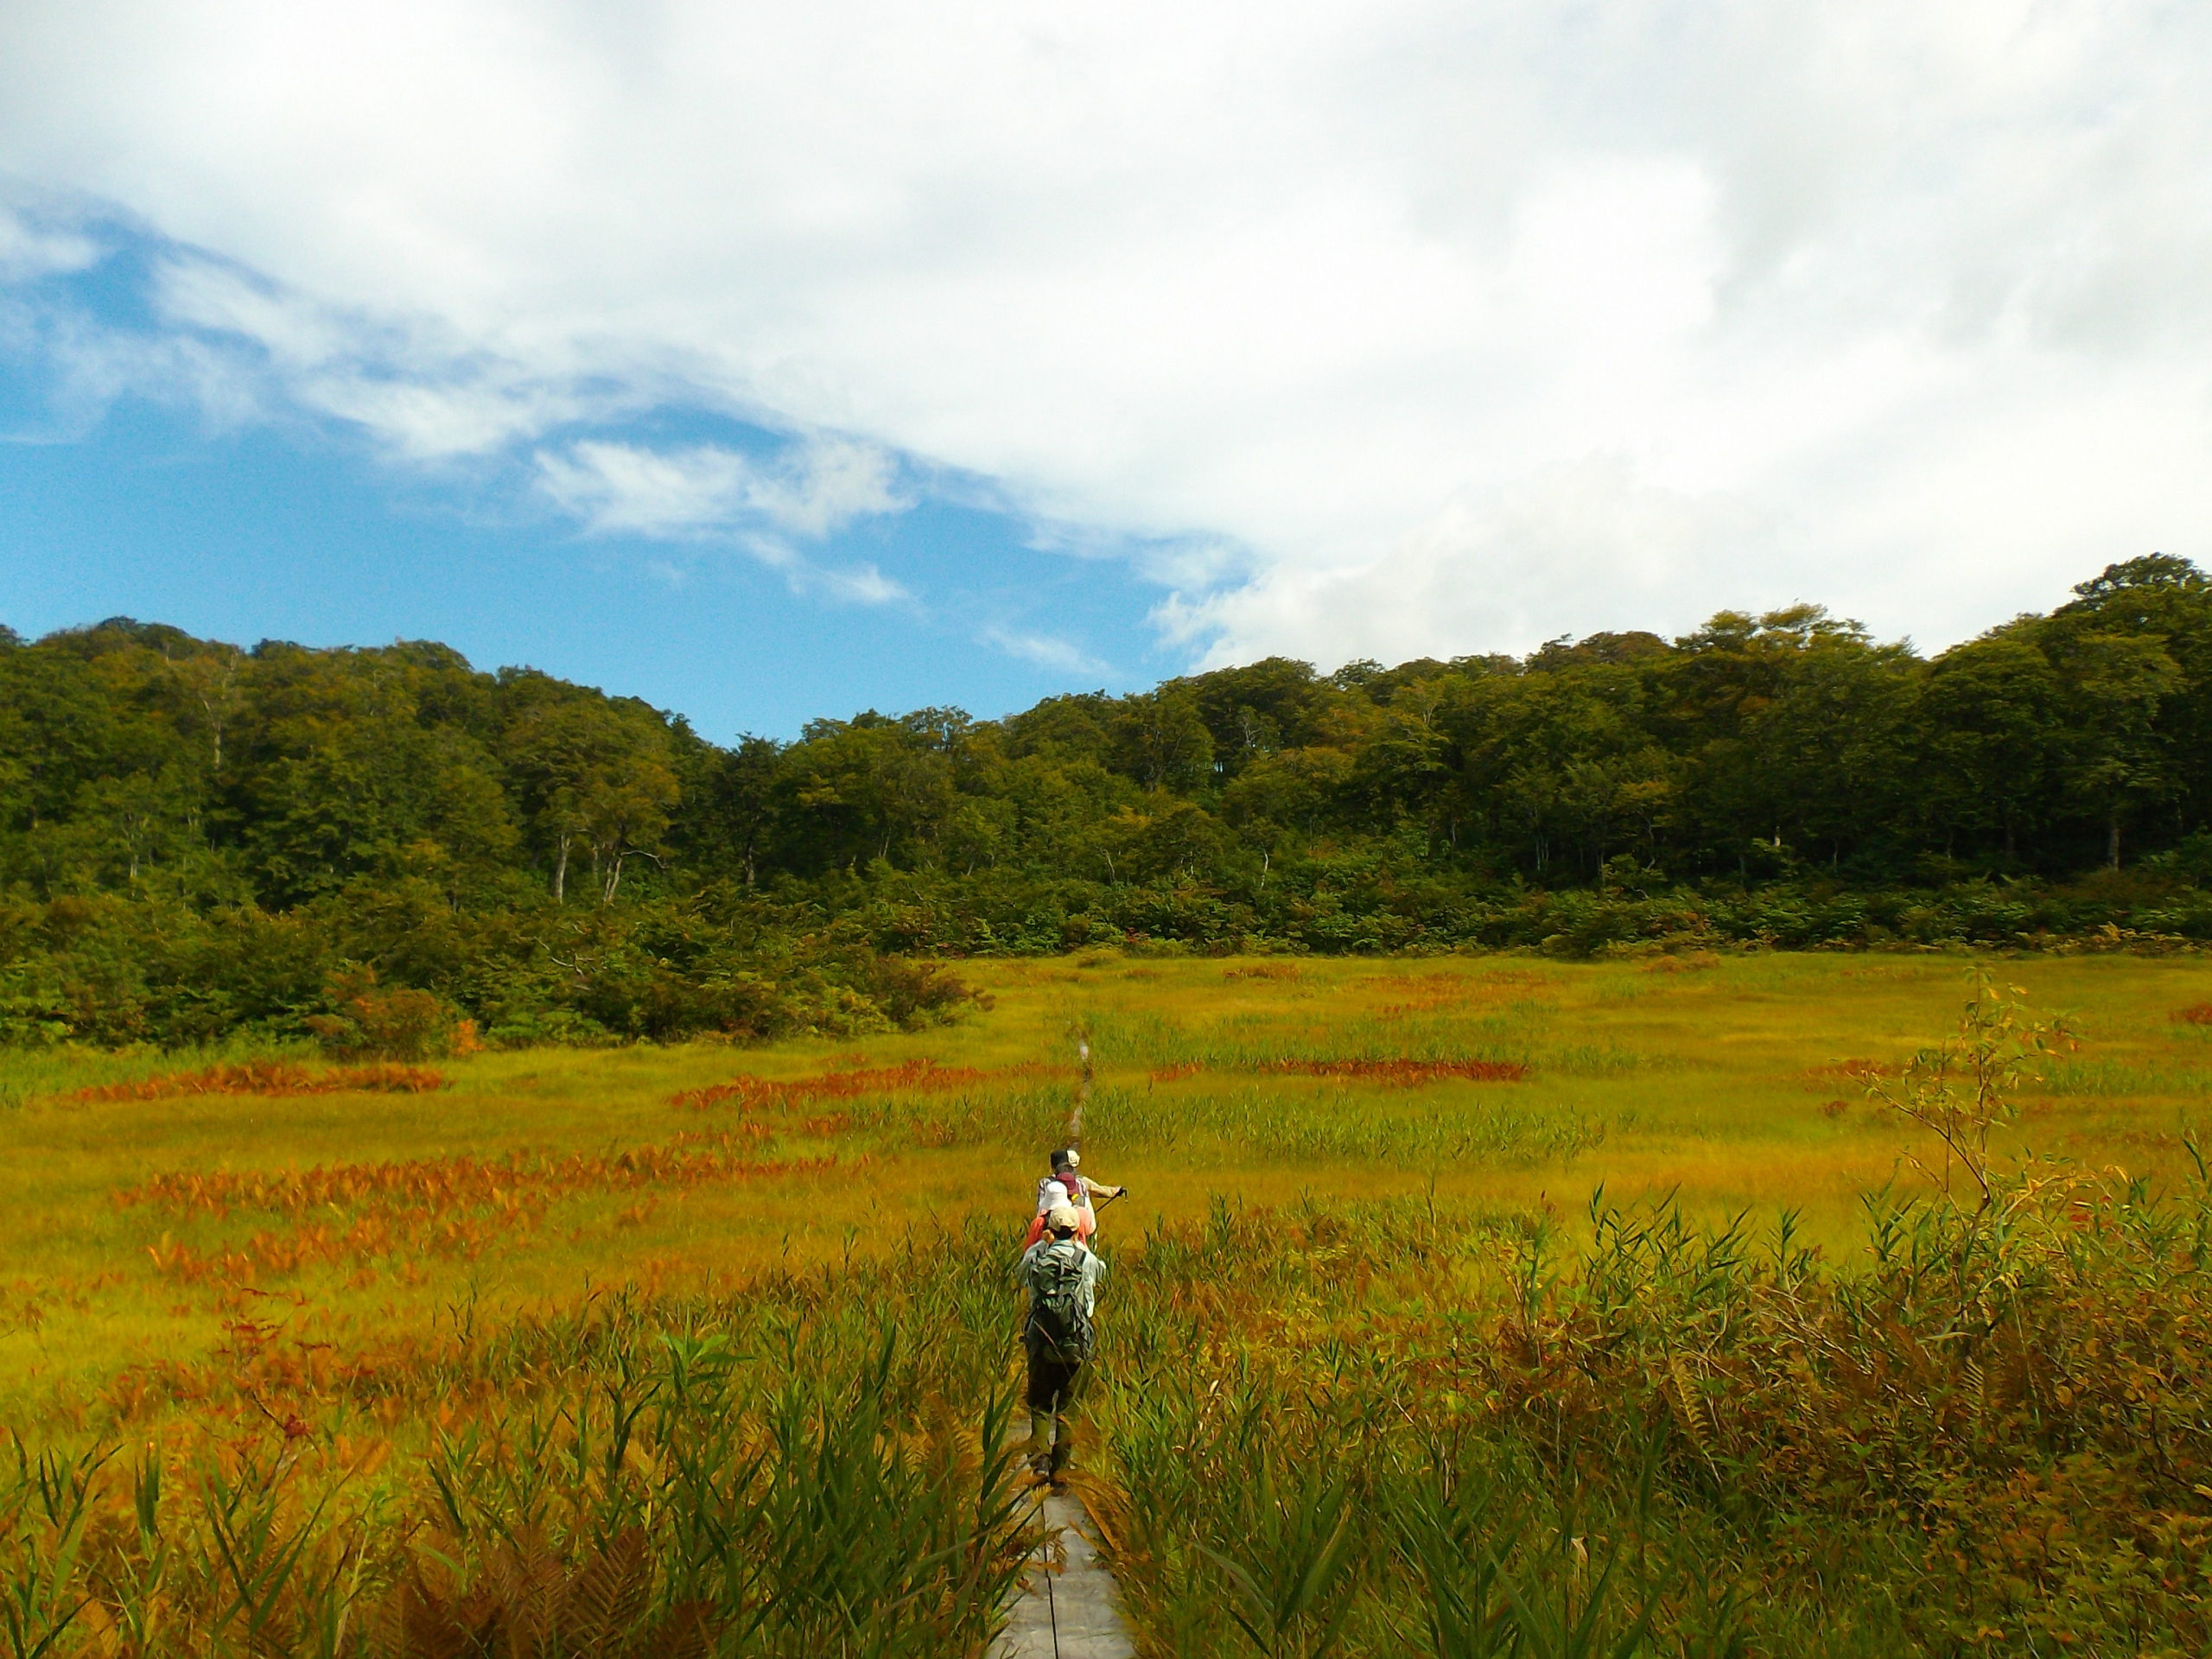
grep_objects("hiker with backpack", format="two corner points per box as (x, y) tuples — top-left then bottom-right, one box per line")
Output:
(1014, 1201), (1105, 1484)
(1022, 1147), (1127, 1249)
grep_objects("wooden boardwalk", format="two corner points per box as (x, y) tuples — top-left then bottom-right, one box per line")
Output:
(990, 1489), (1137, 1659)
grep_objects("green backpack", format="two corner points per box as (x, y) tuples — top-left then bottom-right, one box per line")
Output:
(1027, 1243), (1094, 1362)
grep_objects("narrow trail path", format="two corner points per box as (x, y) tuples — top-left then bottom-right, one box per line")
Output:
(991, 1489), (1137, 1659)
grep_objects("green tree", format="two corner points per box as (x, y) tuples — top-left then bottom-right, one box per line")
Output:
(2049, 630), (2181, 868)
(1923, 634), (2063, 862)
(1112, 689), (1215, 791)
(1221, 747), (1356, 849)
(2049, 556), (2212, 849)
(502, 681), (673, 902)
(784, 712), (961, 869)
(683, 734), (785, 888)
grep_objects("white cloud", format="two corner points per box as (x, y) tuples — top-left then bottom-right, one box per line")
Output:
(980, 626), (1111, 677)
(0, 201), (98, 279)
(3, 299), (265, 435)
(741, 438), (908, 537)
(1, 0), (2210, 658)
(532, 435), (906, 538)
(536, 442), (753, 537)
(1163, 458), (1782, 666)
(530, 435), (912, 603)
(806, 563), (911, 607)
(149, 255), (608, 454)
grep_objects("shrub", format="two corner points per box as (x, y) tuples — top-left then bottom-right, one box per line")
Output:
(306, 968), (469, 1060)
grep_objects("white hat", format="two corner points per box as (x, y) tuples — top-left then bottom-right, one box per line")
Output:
(1046, 1203), (1080, 1234)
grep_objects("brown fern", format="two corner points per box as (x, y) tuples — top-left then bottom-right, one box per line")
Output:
(371, 1563), (496, 1659)
(482, 1528), (564, 1658)
(637, 1600), (720, 1659)
(559, 1528), (652, 1656)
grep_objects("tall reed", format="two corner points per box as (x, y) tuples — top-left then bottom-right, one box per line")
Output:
(0, 1221), (1039, 1656)
(1084, 1153), (2212, 1654)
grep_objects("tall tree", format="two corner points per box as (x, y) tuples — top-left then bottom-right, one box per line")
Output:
(1923, 634), (2063, 862)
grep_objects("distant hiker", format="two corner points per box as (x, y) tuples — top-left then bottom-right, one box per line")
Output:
(1024, 1147), (1126, 1249)
(1015, 1201), (1105, 1484)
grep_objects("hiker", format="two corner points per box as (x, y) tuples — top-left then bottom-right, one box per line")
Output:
(1023, 1147), (1126, 1249)
(1015, 1201), (1105, 1484)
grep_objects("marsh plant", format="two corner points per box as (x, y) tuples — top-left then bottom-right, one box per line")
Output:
(2, 976), (2207, 1655)
(1857, 969), (2073, 1213)
(1081, 987), (2212, 1655)
(0, 1238), (1038, 1657)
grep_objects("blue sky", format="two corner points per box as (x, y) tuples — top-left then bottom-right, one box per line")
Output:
(3, 2), (2209, 740)
(1, 225), (1185, 741)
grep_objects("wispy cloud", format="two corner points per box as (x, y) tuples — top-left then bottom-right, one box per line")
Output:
(528, 438), (913, 604)
(149, 256), (604, 457)
(980, 626), (1110, 677)
(536, 442), (752, 537)
(534, 436), (907, 540)
(810, 563), (911, 606)
(0, 202), (99, 280)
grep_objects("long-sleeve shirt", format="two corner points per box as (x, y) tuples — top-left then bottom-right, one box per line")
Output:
(1033, 1172), (1116, 1215)
(1024, 1171), (1121, 1249)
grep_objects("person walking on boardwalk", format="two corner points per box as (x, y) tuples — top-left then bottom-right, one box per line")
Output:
(1015, 1200), (1105, 1485)
(1023, 1147), (1126, 1249)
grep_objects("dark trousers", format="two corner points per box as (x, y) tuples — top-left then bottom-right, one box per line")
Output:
(1025, 1348), (1084, 1474)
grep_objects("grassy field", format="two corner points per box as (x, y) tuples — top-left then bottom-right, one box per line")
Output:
(4, 950), (2212, 1654)
(8, 949), (2211, 1411)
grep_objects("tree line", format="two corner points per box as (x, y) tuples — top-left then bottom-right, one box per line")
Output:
(7, 554), (2212, 1047)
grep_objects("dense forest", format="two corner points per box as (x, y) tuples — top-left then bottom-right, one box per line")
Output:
(9, 554), (2212, 1049)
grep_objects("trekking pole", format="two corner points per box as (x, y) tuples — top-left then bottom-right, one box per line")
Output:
(1066, 1032), (1092, 1147)
(1047, 1535), (1061, 1659)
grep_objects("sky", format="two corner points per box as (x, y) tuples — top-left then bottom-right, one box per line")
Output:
(2, 1), (2209, 741)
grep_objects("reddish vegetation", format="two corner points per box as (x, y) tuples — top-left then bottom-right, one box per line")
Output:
(1148, 1062), (1204, 1084)
(118, 1128), (842, 1285)
(67, 1060), (448, 1104)
(1260, 1058), (1527, 1084)
(672, 1058), (1039, 1111)
(2174, 1004), (2212, 1026)
(119, 1128), (784, 1222)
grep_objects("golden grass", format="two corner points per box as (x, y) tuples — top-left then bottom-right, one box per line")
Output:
(3, 950), (2210, 1430)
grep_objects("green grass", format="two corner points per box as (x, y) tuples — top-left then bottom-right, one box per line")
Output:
(4, 950), (2212, 1652)
(4, 951), (2211, 1421)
